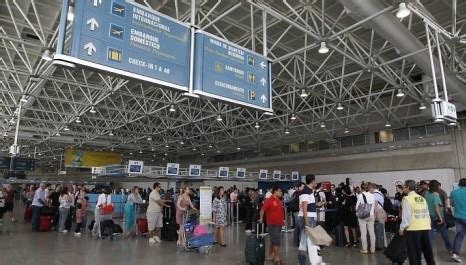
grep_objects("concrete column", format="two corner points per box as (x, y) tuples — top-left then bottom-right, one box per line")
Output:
(451, 121), (466, 181)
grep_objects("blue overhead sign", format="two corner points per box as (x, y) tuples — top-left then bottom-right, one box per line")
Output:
(193, 31), (272, 111)
(69, 0), (191, 90)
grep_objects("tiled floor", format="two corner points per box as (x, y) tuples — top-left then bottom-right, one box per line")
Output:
(0, 207), (460, 264)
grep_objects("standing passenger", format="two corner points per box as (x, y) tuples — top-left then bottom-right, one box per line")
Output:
(356, 183), (376, 254)
(212, 186), (228, 247)
(124, 186), (143, 237)
(399, 179), (435, 265)
(450, 178), (466, 263)
(259, 187), (284, 264)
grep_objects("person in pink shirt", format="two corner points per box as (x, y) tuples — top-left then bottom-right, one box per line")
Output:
(74, 196), (89, 236)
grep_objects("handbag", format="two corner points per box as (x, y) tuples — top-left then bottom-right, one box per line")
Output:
(101, 204), (114, 215)
(305, 225), (333, 246)
(356, 194), (372, 219)
(375, 201), (388, 223)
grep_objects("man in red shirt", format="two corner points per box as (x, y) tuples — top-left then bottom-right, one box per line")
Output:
(259, 187), (284, 264)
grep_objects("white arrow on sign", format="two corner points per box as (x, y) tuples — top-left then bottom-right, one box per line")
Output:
(261, 94), (267, 103)
(260, 61), (267, 69)
(86, 18), (99, 31)
(84, 42), (96, 56)
(260, 77), (267, 86)
(93, 0), (102, 7)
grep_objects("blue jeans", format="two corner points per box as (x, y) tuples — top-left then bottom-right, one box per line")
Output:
(454, 218), (466, 255)
(298, 216), (316, 265)
(59, 207), (70, 232)
(429, 216), (453, 252)
(31, 206), (41, 231)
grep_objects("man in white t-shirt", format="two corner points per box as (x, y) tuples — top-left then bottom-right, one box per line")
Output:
(356, 183), (376, 254)
(147, 182), (171, 244)
(297, 174), (326, 265)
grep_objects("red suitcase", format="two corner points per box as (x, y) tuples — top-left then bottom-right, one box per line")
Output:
(137, 218), (148, 235)
(24, 206), (32, 222)
(39, 215), (52, 232)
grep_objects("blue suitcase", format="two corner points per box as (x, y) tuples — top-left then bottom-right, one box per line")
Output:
(187, 233), (215, 248)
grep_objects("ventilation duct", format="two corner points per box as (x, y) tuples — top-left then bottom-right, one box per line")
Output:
(337, 0), (466, 108)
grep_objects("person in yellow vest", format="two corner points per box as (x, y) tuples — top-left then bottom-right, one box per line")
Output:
(399, 179), (436, 265)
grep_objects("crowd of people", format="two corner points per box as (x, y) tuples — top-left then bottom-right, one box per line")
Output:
(3, 176), (466, 264)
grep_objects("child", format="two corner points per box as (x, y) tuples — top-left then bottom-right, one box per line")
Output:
(74, 196), (89, 236)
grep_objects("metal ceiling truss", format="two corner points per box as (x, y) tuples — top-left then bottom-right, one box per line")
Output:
(0, 0), (465, 170)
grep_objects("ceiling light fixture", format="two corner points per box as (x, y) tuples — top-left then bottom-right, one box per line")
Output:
(300, 89), (308, 98)
(75, 117), (81, 123)
(9, 118), (15, 124)
(139, 150), (143, 154)
(147, 136), (152, 141)
(201, 153), (205, 156)
(344, 128), (350, 134)
(111, 147), (114, 151)
(41, 49), (53, 61)
(291, 114), (297, 120)
(3, 132), (7, 137)
(129, 152), (133, 155)
(264, 112), (274, 116)
(216, 114), (223, 122)
(55, 132), (60, 136)
(208, 144), (213, 148)
(419, 103), (427, 110)
(396, 2), (411, 19)
(318, 41), (329, 54)
(165, 144), (169, 148)
(151, 147), (155, 151)
(164, 153), (168, 156)
(216, 150), (221, 153)
(320, 121), (326, 128)
(448, 122), (457, 126)
(169, 104), (176, 112)
(285, 128), (290, 135)
(254, 122), (260, 129)
(396, 88), (405, 98)
(180, 141), (184, 145)
(337, 103), (344, 110)
(192, 147), (197, 151)
(63, 125), (69, 131)
(20, 95), (28, 103)
(236, 147), (241, 151)
(385, 121), (392, 127)
(108, 131), (114, 136)
(89, 106), (97, 114)
(67, 5), (74, 21)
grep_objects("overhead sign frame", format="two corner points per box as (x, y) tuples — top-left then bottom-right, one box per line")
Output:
(291, 171), (300, 181)
(193, 30), (272, 112)
(189, 164), (201, 177)
(166, 163), (180, 176)
(55, 0), (191, 92)
(273, 170), (282, 180)
(218, 167), (229, 178)
(259, 169), (268, 180)
(236, 168), (246, 178)
(128, 160), (143, 174)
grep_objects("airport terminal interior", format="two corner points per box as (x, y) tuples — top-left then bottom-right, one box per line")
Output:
(0, 0), (466, 264)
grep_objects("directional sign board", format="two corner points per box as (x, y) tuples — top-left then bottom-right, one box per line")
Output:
(194, 31), (272, 111)
(67, 0), (191, 90)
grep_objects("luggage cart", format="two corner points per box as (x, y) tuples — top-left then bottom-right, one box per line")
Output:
(134, 203), (148, 236)
(178, 210), (214, 255)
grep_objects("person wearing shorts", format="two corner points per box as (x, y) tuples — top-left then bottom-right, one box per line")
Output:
(259, 187), (284, 264)
(147, 182), (171, 244)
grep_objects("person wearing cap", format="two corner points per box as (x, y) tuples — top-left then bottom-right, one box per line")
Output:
(450, 178), (466, 263)
(399, 179), (436, 265)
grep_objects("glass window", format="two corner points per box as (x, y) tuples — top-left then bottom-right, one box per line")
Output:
(379, 129), (394, 142)
(353, 134), (366, 146)
(340, 136), (352, 148)
(308, 141), (318, 151)
(394, 128), (409, 141)
(318, 140), (329, 150)
(426, 123), (445, 136)
(409, 126), (427, 138)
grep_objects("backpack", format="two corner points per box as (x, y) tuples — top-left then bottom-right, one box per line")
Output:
(356, 194), (372, 219)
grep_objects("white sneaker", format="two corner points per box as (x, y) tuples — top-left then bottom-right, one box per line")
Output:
(60, 230), (68, 233)
(452, 254), (463, 263)
(74, 232), (81, 236)
(149, 238), (156, 244)
(155, 236), (161, 243)
(245, 229), (252, 233)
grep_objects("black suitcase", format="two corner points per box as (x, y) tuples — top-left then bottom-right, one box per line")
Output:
(161, 207), (177, 241)
(100, 219), (115, 238)
(245, 223), (265, 265)
(384, 233), (407, 264)
(113, 224), (123, 234)
(375, 222), (385, 250)
(334, 225), (345, 246)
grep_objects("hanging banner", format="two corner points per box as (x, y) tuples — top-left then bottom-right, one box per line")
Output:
(64, 148), (121, 168)
(199, 186), (212, 224)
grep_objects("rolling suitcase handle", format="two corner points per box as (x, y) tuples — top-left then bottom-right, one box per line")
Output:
(256, 222), (264, 239)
